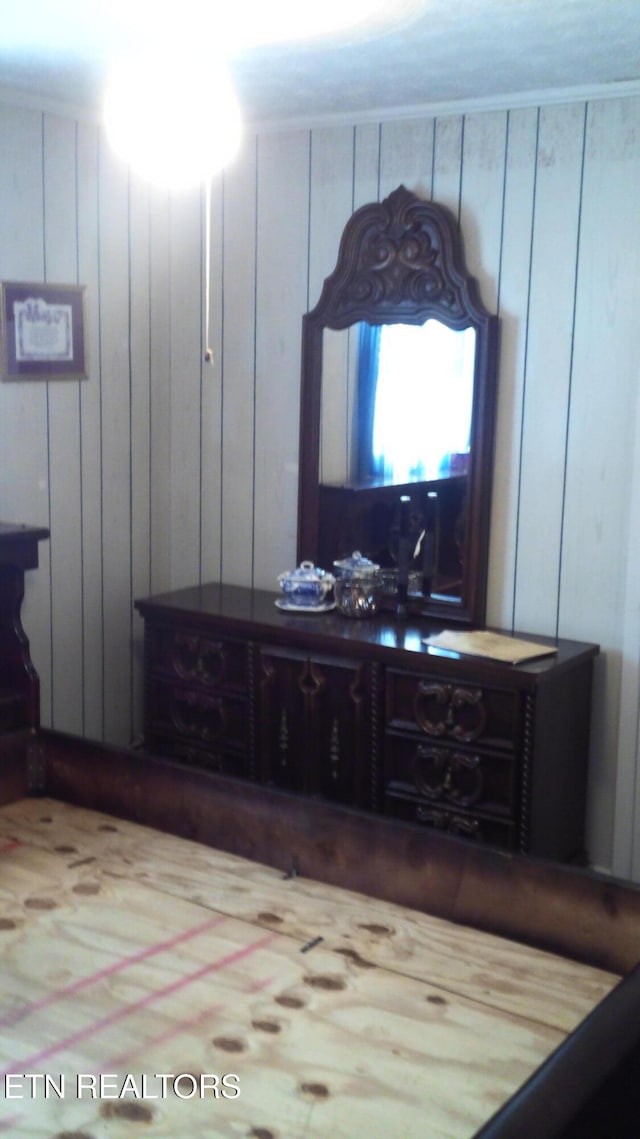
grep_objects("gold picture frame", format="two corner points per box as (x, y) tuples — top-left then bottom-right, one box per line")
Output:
(1, 281), (87, 381)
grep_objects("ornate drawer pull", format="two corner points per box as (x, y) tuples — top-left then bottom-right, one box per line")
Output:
(416, 804), (448, 828)
(414, 682), (487, 742)
(414, 744), (483, 806)
(415, 803), (481, 838)
(174, 743), (224, 773)
(171, 635), (225, 685)
(171, 690), (226, 741)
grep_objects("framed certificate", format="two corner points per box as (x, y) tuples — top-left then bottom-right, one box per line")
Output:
(1, 281), (87, 381)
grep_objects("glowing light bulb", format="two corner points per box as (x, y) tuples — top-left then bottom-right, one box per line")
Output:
(104, 46), (242, 190)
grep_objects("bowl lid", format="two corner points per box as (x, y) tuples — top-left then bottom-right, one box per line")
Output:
(333, 550), (379, 575)
(277, 560), (334, 585)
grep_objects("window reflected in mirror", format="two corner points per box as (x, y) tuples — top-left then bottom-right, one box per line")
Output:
(319, 320), (476, 490)
(356, 320), (476, 486)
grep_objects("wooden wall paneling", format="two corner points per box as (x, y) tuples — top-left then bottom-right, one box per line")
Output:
(614, 111), (640, 874)
(512, 102), (587, 636)
(0, 106), (52, 723)
(168, 188), (204, 591)
(308, 127), (356, 304)
(458, 111), (507, 312)
(432, 115), (464, 218)
(128, 172), (152, 741)
(97, 142), (134, 745)
(378, 117), (435, 202)
(76, 121), (104, 739)
(219, 139), (259, 587)
(2, 93), (640, 879)
(148, 186), (172, 596)
(558, 98), (640, 874)
(459, 113), (508, 629)
(308, 127), (357, 488)
(42, 114), (84, 736)
(615, 405), (640, 878)
(253, 130), (311, 589)
(486, 108), (539, 630)
(199, 175), (224, 585)
(353, 122), (382, 209)
(621, 381), (640, 880)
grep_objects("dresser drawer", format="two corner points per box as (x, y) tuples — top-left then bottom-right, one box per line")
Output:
(386, 669), (520, 752)
(384, 733), (516, 818)
(146, 624), (251, 692)
(145, 678), (250, 753)
(383, 789), (516, 850)
(147, 734), (252, 779)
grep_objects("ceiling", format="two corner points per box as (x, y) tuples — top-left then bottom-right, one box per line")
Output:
(0, 0), (639, 130)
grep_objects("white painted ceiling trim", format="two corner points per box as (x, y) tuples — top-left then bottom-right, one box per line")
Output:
(249, 79), (640, 134)
(2, 77), (640, 137)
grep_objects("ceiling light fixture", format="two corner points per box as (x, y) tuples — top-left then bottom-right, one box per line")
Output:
(103, 44), (242, 191)
(102, 0), (414, 189)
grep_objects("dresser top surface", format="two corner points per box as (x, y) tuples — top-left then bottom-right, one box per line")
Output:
(0, 521), (50, 569)
(135, 582), (598, 684)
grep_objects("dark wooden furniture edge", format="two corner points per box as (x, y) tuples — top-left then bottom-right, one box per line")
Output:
(3, 726), (636, 972)
(0, 729), (34, 803)
(2, 726), (640, 1138)
(474, 957), (640, 1138)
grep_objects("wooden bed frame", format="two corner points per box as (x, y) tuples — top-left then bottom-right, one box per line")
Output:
(2, 523), (640, 1137)
(2, 723), (640, 1138)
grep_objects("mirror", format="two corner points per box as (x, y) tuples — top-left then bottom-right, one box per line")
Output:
(320, 321), (476, 486)
(297, 185), (499, 626)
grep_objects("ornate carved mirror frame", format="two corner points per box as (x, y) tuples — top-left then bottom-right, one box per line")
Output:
(297, 185), (499, 626)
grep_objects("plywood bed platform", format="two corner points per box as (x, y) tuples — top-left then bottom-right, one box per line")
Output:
(0, 795), (620, 1139)
(3, 730), (640, 1137)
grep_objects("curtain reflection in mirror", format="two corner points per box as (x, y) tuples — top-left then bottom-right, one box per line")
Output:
(357, 321), (476, 485)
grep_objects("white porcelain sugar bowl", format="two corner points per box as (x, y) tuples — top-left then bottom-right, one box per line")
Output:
(277, 560), (335, 609)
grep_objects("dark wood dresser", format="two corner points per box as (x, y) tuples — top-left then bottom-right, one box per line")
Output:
(135, 582), (598, 862)
(0, 522), (49, 733)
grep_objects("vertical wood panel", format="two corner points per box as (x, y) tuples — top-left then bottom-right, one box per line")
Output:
(513, 102), (587, 635)
(76, 120), (103, 739)
(253, 130), (310, 589)
(620, 376), (640, 880)
(129, 172), (152, 738)
(42, 114), (83, 735)
(309, 127), (356, 490)
(148, 186), (172, 595)
(98, 141), (132, 744)
(459, 111), (507, 311)
(487, 108), (539, 630)
(353, 123), (381, 208)
(560, 98), (640, 872)
(432, 115), (464, 216)
(0, 106), (52, 722)
(168, 188), (203, 590)
(219, 138), (258, 587)
(200, 176), (224, 584)
(308, 127), (355, 304)
(379, 118), (435, 201)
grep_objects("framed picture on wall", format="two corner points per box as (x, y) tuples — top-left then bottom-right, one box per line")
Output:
(0, 281), (87, 381)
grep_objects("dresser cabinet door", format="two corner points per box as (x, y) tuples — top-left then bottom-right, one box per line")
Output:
(143, 623), (254, 777)
(257, 647), (380, 809)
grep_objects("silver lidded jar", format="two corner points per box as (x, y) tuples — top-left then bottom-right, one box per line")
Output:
(332, 551), (380, 618)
